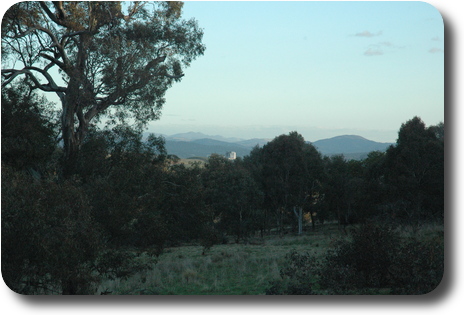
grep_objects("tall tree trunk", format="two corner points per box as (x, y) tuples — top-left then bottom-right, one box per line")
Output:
(61, 94), (80, 178)
(61, 34), (91, 178)
(293, 206), (303, 235)
(60, 53), (92, 178)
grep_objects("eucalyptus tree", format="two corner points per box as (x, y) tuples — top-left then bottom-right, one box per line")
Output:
(2, 1), (205, 176)
(202, 154), (263, 242)
(384, 117), (444, 222)
(322, 155), (350, 229)
(1, 83), (59, 171)
(258, 132), (324, 234)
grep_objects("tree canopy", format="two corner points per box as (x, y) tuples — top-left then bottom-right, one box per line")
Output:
(385, 116), (444, 221)
(1, 114), (444, 294)
(2, 1), (205, 175)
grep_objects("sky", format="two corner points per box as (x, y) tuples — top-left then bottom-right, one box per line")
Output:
(147, 1), (444, 142)
(0, 0), (461, 312)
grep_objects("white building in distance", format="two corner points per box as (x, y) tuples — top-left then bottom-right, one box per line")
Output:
(225, 151), (236, 160)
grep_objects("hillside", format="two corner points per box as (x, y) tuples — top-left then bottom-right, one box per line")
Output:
(157, 132), (393, 160)
(235, 138), (271, 148)
(166, 132), (244, 143)
(161, 132), (269, 159)
(311, 135), (393, 157)
(165, 140), (251, 159)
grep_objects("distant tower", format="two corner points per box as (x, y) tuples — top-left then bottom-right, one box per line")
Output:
(225, 151), (236, 160)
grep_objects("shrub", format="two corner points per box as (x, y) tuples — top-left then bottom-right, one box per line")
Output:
(389, 232), (444, 294)
(266, 250), (319, 295)
(2, 166), (103, 294)
(2, 165), (157, 294)
(320, 222), (401, 293)
(267, 222), (444, 295)
(319, 222), (444, 294)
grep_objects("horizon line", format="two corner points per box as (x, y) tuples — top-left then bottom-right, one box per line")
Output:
(143, 130), (396, 144)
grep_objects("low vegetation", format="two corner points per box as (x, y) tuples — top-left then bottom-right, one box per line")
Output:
(96, 224), (338, 295)
(178, 158), (206, 167)
(95, 223), (443, 295)
(1, 94), (444, 294)
(2, 1), (444, 295)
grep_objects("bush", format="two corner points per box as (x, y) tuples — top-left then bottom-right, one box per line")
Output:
(2, 166), (103, 294)
(266, 250), (320, 295)
(320, 222), (401, 293)
(267, 222), (444, 295)
(389, 232), (444, 294)
(1, 86), (58, 172)
(319, 222), (444, 294)
(2, 165), (157, 294)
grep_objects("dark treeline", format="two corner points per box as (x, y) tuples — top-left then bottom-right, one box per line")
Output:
(1, 1), (444, 295)
(2, 85), (444, 294)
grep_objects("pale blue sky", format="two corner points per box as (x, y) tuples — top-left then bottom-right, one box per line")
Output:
(149, 1), (444, 142)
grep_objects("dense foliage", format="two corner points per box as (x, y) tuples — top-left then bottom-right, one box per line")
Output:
(267, 222), (444, 295)
(2, 1), (205, 176)
(2, 98), (444, 294)
(1, 3), (443, 295)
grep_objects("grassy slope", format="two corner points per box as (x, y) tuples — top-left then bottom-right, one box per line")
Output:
(97, 225), (344, 295)
(97, 223), (443, 295)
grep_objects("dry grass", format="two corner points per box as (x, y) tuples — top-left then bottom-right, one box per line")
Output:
(178, 158), (206, 167)
(97, 225), (346, 295)
(96, 222), (443, 295)
(394, 222), (444, 239)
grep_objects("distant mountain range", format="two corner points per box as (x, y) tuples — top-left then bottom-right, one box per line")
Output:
(162, 133), (265, 158)
(311, 135), (393, 160)
(165, 131), (244, 143)
(165, 140), (249, 159)
(146, 132), (393, 160)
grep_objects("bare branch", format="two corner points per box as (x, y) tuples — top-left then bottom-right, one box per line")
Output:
(26, 66), (65, 90)
(39, 1), (68, 28)
(52, 1), (66, 20)
(62, 30), (89, 39)
(7, 22), (73, 73)
(39, 53), (66, 69)
(2, 66), (66, 96)
(2, 69), (26, 86)
(124, 1), (145, 21)
(34, 26), (73, 69)
(144, 55), (167, 71)
(35, 25), (60, 47)
(4, 27), (36, 39)
(163, 73), (184, 80)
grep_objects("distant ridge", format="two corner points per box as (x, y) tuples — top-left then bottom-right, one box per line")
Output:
(160, 132), (270, 158)
(166, 132), (244, 143)
(144, 132), (393, 160)
(235, 138), (271, 148)
(311, 135), (393, 156)
(191, 138), (244, 147)
(164, 140), (251, 159)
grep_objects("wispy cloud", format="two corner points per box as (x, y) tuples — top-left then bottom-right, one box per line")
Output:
(364, 48), (384, 56)
(380, 41), (405, 49)
(379, 41), (393, 47)
(355, 30), (383, 38)
(362, 41), (404, 57)
(429, 47), (444, 54)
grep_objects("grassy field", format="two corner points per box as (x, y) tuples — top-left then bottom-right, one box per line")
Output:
(96, 223), (443, 295)
(96, 224), (345, 295)
(178, 157), (207, 167)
